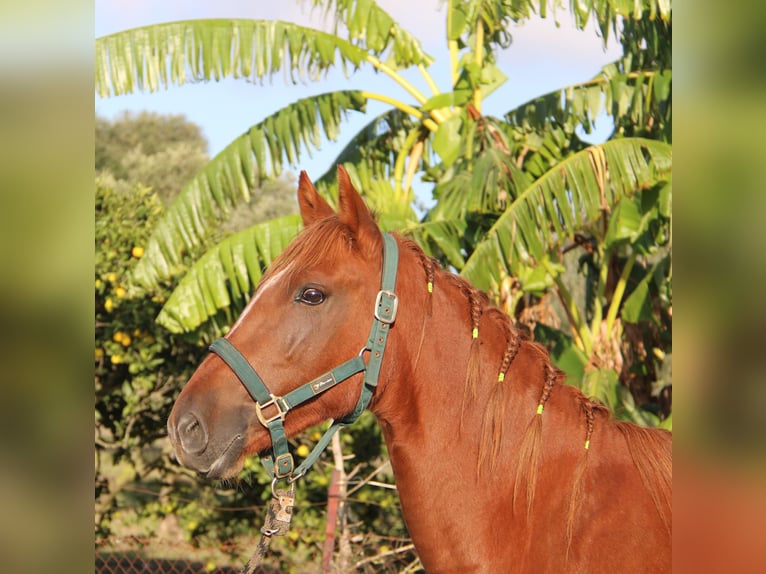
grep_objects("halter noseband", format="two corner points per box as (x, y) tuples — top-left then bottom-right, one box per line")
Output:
(208, 232), (399, 481)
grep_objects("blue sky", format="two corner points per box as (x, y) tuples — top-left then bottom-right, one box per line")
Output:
(95, 0), (621, 191)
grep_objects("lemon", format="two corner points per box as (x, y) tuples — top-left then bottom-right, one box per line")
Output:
(115, 286), (127, 299)
(131, 246), (144, 258)
(296, 445), (310, 458)
(104, 298), (114, 312)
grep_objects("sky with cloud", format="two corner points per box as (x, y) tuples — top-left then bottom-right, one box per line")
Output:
(95, 0), (622, 185)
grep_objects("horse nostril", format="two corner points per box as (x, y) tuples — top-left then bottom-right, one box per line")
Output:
(177, 412), (208, 456)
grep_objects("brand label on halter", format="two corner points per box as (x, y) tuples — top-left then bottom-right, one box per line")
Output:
(310, 372), (338, 395)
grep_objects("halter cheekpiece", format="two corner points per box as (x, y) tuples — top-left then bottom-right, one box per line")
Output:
(208, 232), (399, 481)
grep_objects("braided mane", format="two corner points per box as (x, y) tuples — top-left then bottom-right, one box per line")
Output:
(399, 236), (671, 551)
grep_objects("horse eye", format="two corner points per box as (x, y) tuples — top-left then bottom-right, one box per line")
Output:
(298, 287), (325, 306)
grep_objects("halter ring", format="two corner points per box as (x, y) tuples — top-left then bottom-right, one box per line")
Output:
(255, 394), (288, 427)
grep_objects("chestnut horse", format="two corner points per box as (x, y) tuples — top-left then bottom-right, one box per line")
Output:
(167, 166), (671, 572)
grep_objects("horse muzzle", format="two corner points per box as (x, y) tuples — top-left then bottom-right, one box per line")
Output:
(167, 405), (248, 479)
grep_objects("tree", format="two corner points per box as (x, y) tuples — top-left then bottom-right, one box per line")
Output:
(96, 111), (210, 204)
(96, 0), (671, 421)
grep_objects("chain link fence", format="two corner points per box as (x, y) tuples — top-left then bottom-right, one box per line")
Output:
(95, 536), (256, 574)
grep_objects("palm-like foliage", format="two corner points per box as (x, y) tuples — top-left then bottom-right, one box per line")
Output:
(96, 0), (672, 425)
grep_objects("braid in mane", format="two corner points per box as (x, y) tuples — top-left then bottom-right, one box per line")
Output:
(566, 397), (599, 556)
(461, 288), (485, 426)
(410, 245), (437, 372)
(477, 311), (524, 475)
(514, 359), (564, 517)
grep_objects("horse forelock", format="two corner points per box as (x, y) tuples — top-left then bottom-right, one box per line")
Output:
(261, 217), (357, 289)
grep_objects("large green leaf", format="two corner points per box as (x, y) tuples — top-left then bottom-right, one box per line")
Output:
(429, 147), (532, 221)
(447, 1), (671, 58)
(131, 90), (368, 288)
(432, 115), (463, 168)
(303, 0), (433, 68)
(156, 215), (303, 333)
(505, 61), (671, 140)
(314, 108), (421, 192)
(621, 253), (670, 323)
(95, 19), (373, 97)
(461, 138), (672, 292)
(405, 219), (468, 269)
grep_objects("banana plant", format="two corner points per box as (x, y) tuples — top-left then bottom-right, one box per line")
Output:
(96, 0), (672, 422)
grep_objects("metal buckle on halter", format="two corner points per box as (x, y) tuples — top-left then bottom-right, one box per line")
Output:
(255, 394), (289, 427)
(374, 290), (398, 324)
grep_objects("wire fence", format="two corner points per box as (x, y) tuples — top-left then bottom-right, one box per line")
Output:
(95, 536), (255, 574)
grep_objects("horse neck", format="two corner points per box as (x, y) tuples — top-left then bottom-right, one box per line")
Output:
(368, 241), (554, 480)
(364, 240), (672, 570)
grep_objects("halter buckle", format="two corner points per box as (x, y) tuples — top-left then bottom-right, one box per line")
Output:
(255, 394), (289, 427)
(374, 290), (398, 324)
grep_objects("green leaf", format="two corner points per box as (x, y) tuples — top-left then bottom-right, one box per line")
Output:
(306, 0), (434, 69)
(621, 276), (651, 323)
(96, 19), (372, 98)
(505, 57), (670, 139)
(420, 90), (471, 112)
(478, 62), (508, 98)
(658, 179), (672, 218)
(462, 138), (672, 292)
(605, 197), (642, 247)
(448, 5), (467, 40)
(132, 90), (368, 288)
(621, 255), (670, 323)
(406, 219), (468, 269)
(314, 108), (421, 192)
(157, 215), (302, 333)
(535, 324), (589, 382)
(516, 261), (556, 293)
(581, 368), (620, 411)
(432, 115), (463, 168)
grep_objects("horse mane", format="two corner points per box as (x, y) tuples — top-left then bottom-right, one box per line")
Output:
(615, 421), (672, 531)
(398, 235), (671, 549)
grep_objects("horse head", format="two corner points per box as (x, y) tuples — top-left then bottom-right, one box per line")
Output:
(167, 166), (388, 479)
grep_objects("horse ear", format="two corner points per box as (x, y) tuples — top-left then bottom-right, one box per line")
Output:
(297, 170), (334, 226)
(336, 165), (380, 246)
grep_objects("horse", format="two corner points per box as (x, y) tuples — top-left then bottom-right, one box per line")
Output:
(167, 166), (672, 573)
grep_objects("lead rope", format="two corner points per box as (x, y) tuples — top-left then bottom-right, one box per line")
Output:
(241, 482), (295, 574)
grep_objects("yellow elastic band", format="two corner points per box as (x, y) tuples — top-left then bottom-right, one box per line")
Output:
(472, 327), (479, 339)
(536, 404), (544, 415)
(427, 281), (433, 293)
(584, 440), (590, 450)
(497, 372), (505, 382)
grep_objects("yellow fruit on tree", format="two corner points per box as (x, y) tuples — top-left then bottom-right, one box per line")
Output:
(296, 445), (310, 458)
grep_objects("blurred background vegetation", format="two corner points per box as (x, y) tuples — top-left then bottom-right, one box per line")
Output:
(95, 1), (672, 571)
(95, 112), (413, 571)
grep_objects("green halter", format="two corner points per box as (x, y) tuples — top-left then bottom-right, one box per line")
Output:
(208, 232), (399, 481)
